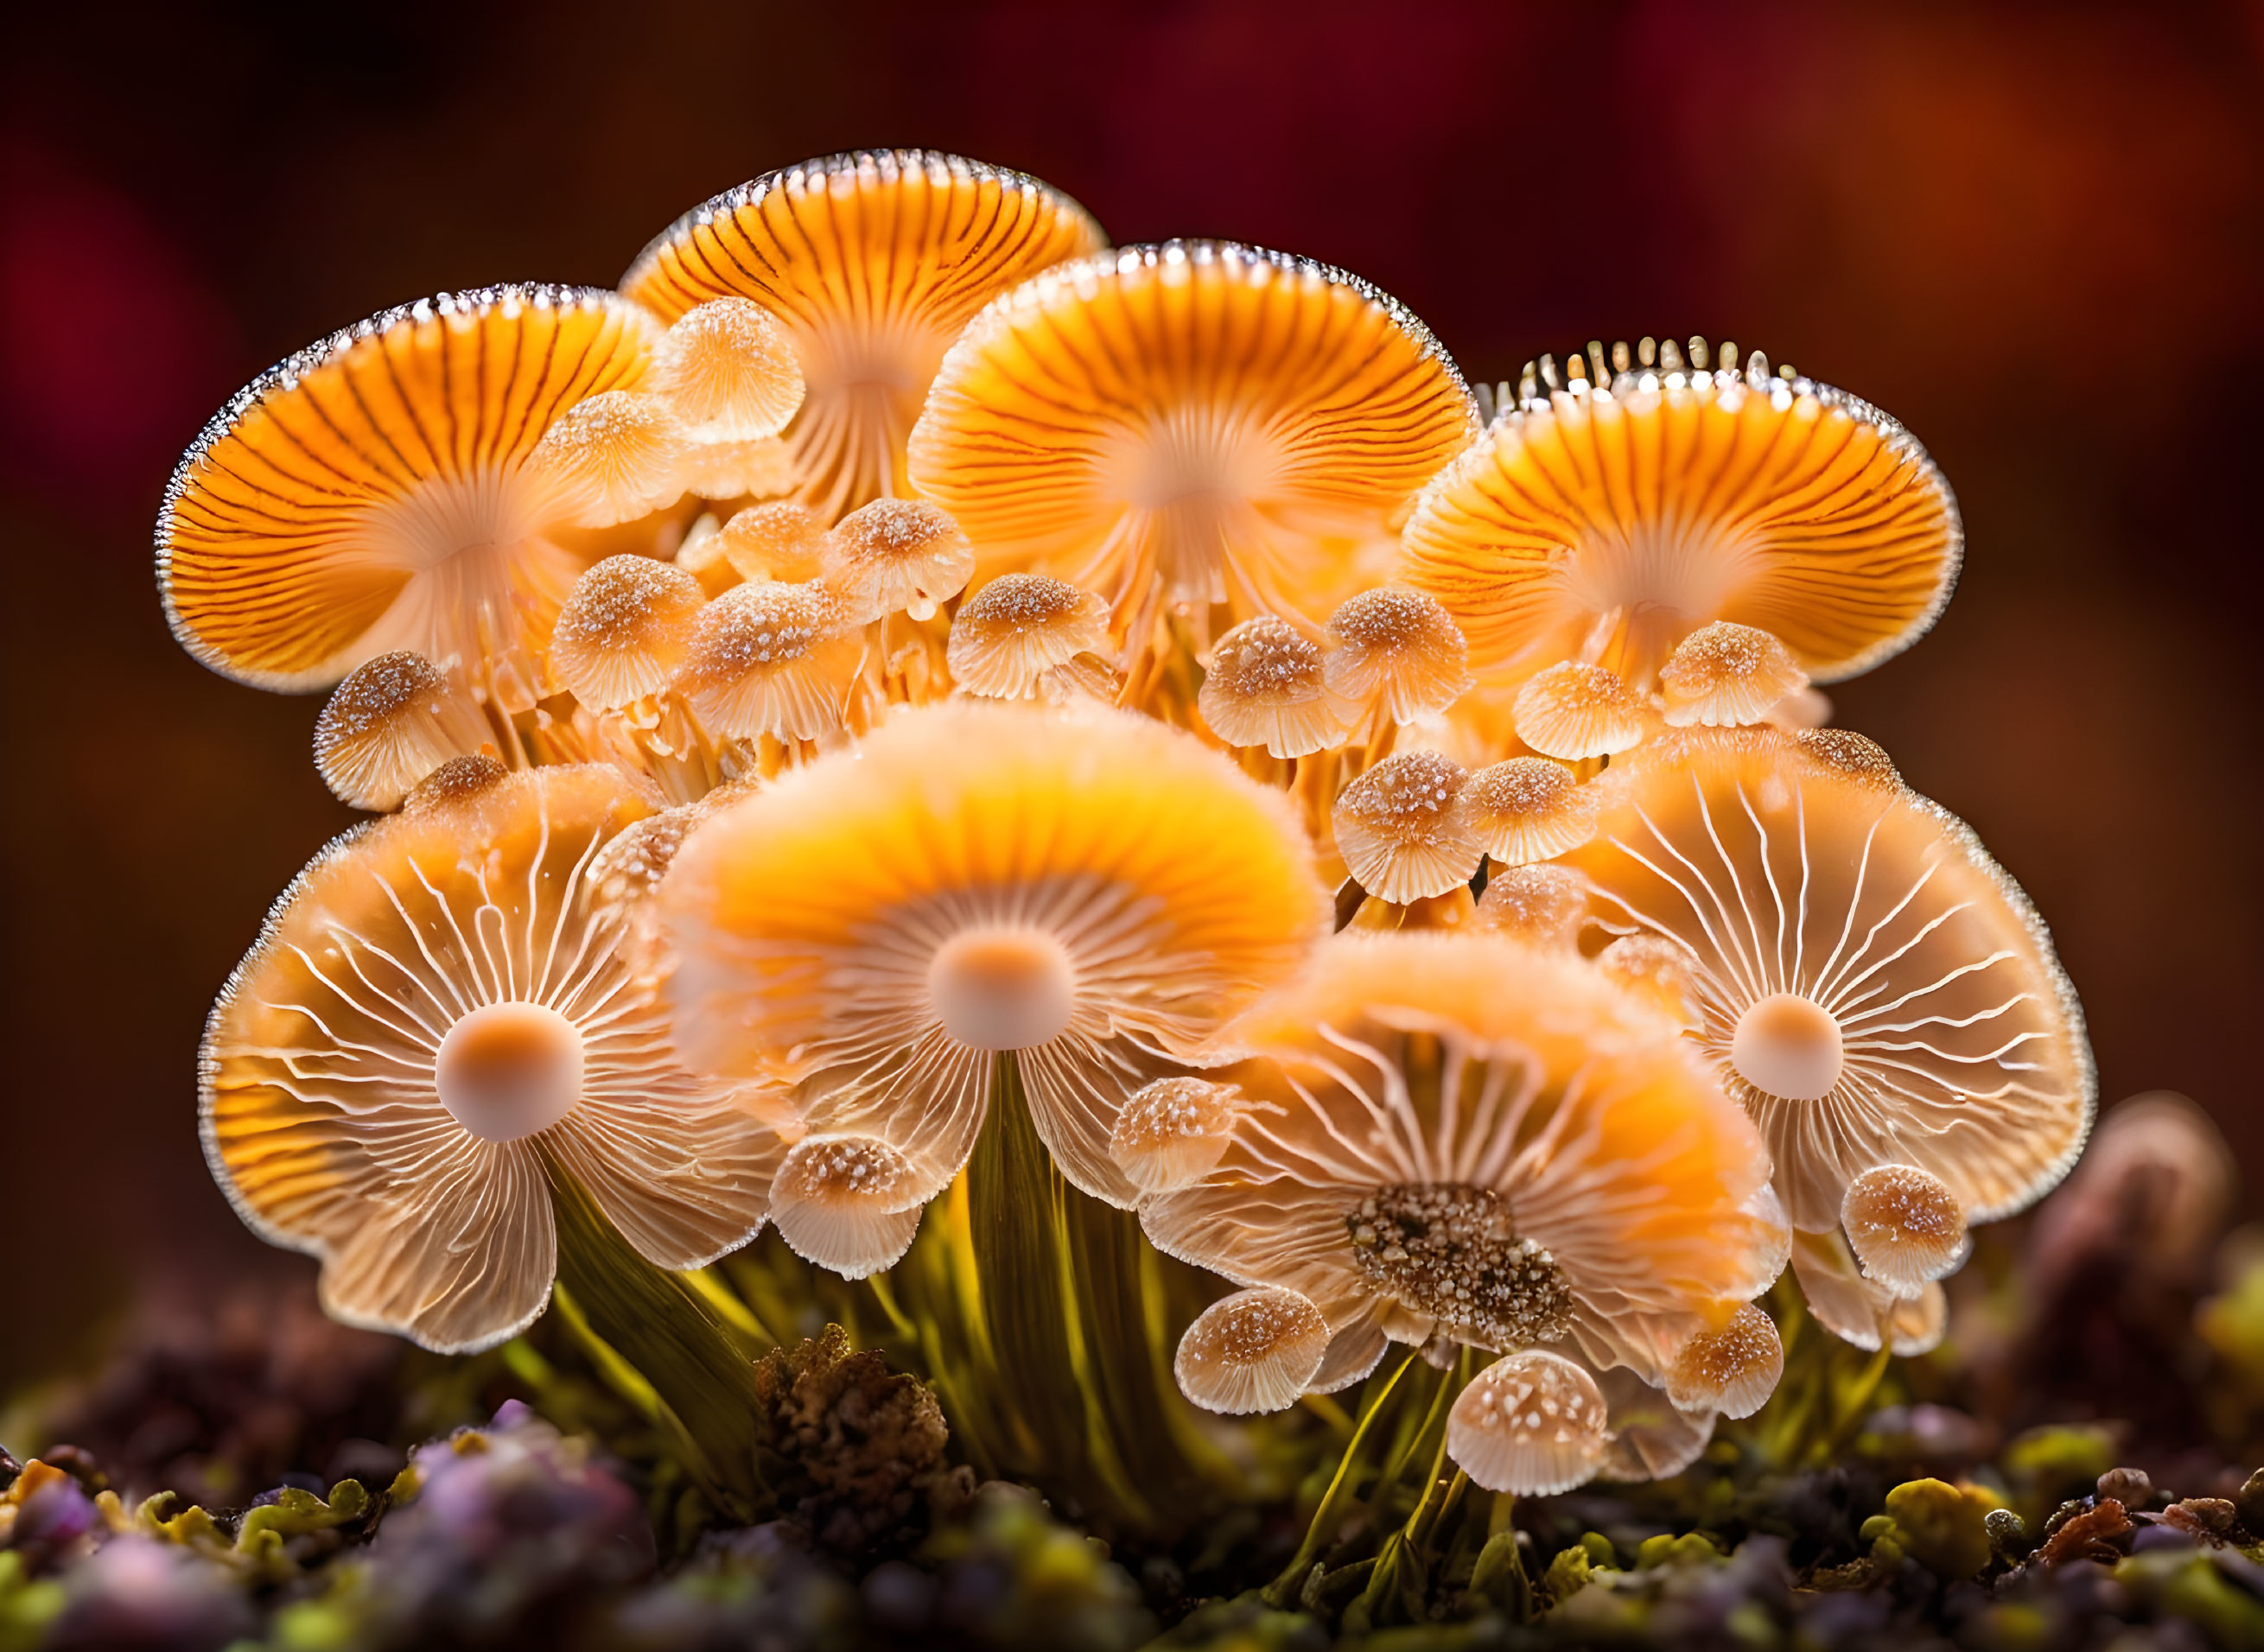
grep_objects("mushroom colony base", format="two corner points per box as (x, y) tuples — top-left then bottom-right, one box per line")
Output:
(10, 146), (2250, 1649)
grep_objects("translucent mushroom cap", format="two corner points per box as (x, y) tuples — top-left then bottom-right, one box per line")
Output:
(550, 556), (707, 710)
(821, 498), (974, 623)
(160, 285), (659, 697)
(623, 151), (1104, 520)
(671, 581), (862, 741)
(1453, 757), (1596, 866)
(1198, 615), (1351, 758)
(1399, 346), (1962, 688)
(648, 297), (805, 442)
(1322, 586), (1473, 725)
(1447, 1349), (1614, 1496)
(713, 501), (830, 584)
(1511, 662), (1650, 759)
(658, 701), (1330, 1211)
(1663, 1303), (1784, 1419)
(1173, 1286), (1332, 1415)
(1332, 750), (1479, 903)
(312, 651), (493, 811)
(1140, 931), (1786, 1386)
(1559, 724), (2094, 1232)
(907, 242), (1481, 629)
(946, 575), (1111, 699)
(525, 391), (688, 528)
(200, 766), (783, 1354)
(1658, 621), (1809, 728)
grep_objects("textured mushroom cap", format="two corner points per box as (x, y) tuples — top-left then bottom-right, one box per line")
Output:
(767, 1134), (927, 1279)
(313, 651), (493, 811)
(524, 391), (689, 528)
(1841, 1162), (1969, 1293)
(1472, 863), (1591, 948)
(649, 298), (805, 442)
(1142, 932), (1785, 1382)
(1659, 622), (1809, 728)
(672, 581), (862, 741)
(1447, 1350), (1613, 1495)
(1108, 1076), (1241, 1194)
(1454, 757), (1595, 866)
(1332, 750), (1479, 903)
(1664, 1303), (1784, 1419)
(1561, 726), (2092, 1230)
(1173, 1286), (1332, 1415)
(1399, 353), (1962, 687)
(1198, 615), (1351, 758)
(1593, 935), (1707, 1032)
(1322, 586), (1473, 724)
(201, 766), (781, 1354)
(947, 575), (1110, 699)
(161, 285), (659, 693)
(907, 242), (1481, 626)
(1511, 663), (1650, 759)
(550, 556), (706, 710)
(659, 701), (1330, 1208)
(822, 498), (974, 623)
(678, 435), (798, 503)
(714, 501), (830, 584)
(625, 151), (1103, 520)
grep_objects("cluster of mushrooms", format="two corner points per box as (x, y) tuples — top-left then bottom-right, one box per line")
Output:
(169, 150), (2093, 1503)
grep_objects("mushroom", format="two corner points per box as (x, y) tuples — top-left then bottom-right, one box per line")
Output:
(623, 151), (1104, 521)
(1555, 723), (2093, 1314)
(647, 296), (805, 443)
(907, 242), (1481, 646)
(1472, 863), (1590, 948)
(525, 391), (690, 528)
(1447, 1349), (1614, 1496)
(1510, 662), (1650, 760)
(1453, 757), (1596, 866)
(821, 498), (974, 624)
(312, 651), (495, 811)
(1659, 621), (1809, 728)
(671, 581), (864, 744)
(714, 501), (831, 585)
(1139, 931), (1789, 1405)
(1173, 1287), (1333, 1415)
(200, 766), (783, 1353)
(550, 556), (707, 712)
(1663, 1303), (1784, 1419)
(1197, 615), (1351, 759)
(161, 285), (664, 710)
(1332, 750), (1479, 903)
(1107, 1076), (1242, 1195)
(658, 700), (1329, 1229)
(1322, 586), (1474, 731)
(946, 575), (1114, 702)
(1787, 1229), (1949, 1356)
(1399, 340), (1962, 695)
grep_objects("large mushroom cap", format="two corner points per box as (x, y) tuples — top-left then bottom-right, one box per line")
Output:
(161, 286), (661, 697)
(1558, 724), (2093, 1233)
(658, 700), (1330, 1213)
(622, 151), (1104, 522)
(907, 242), (1481, 634)
(1399, 344), (1961, 689)
(201, 766), (782, 1354)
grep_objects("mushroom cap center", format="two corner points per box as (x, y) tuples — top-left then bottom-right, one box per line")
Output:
(927, 926), (1078, 1052)
(435, 1001), (585, 1142)
(1729, 991), (1844, 1102)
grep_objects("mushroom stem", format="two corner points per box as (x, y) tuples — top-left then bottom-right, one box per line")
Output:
(544, 1158), (777, 1515)
(1262, 1348), (1432, 1607)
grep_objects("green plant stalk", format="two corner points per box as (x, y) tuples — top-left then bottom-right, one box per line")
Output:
(1266, 1350), (1421, 1604)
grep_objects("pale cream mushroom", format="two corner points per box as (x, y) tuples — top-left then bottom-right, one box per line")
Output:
(1173, 1286), (1332, 1415)
(1332, 750), (1479, 903)
(1107, 1077), (1242, 1195)
(671, 581), (864, 742)
(1659, 621), (1809, 728)
(1510, 661), (1650, 760)
(1321, 586), (1473, 728)
(1198, 615), (1351, 759)
(1447, 1350), (1615, 1496)
(946, 575), (1114, 702)
(550, 556), (707, 712)
(1453, 757), (1596, 866)
(1663, 1303), (1784, 1419)
(312, 651), (493, 810)
(823, 498), (975, 624)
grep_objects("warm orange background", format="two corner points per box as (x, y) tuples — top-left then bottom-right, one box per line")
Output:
(3, 1), (2260, 1388)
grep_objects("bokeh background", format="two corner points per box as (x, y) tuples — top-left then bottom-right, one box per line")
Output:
(3, 0), (2260, 1391)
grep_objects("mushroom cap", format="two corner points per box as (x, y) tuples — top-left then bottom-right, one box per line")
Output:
(1108, 1076), (1242, 1194)
(1141, 931), (1786, 1383)
(907, 242), (1481, 626)
(1841, 1162), (1969, 1293)
(658, 700), (1330, 1210)
(1511, 663), (1650, 759)
(161, 285), (660, 694)
(1453, 757), (1596, 866)
(767, 1134), (928, 1278)
(312, 651), (493, 811)
(1788, 1228), (1948, 1356)
(200, 765), (783, 1353)
(550, 555), (707, 710)
(946, 574), (1111, 699)
(1332, 750), (1479, 903)
(678, 434), (798, 503)
(649, 297), (805, 442)
(1322, 586), (1473, 724)
(1399, 351), (1962, 687)
(1173, 1286), (1332, 1415)
(714, 501), (830, 584)
(671, 580), (863, 741)
(822, 498), (974, 623)
(624, 151), (1104, 520)
(524, 391), (689, 529)
(1659, 621), (1809, 728)
(1198, 615), (1351, 758)
(1447, 1349), (1614, 1496)
(1663, 1302), (1784, 1419)
(1560, 724), (2093, 1231)
(1472, 863), (1591, 948)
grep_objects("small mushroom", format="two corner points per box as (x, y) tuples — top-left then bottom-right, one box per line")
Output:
(1664, 1303), (1784, 1419)
(908, 242), (1480, 640)
(1173, 1287), (1332, 1415)
(714, 501), (831, 584)
(1447, 1350), (1615, 1496)
(626, 151), (1104, 519)
(1472, 863), (1590, 948)
(767, 1134), (928, 1278)
(1659, 621), (1809, 728)
(1841, 1163), (1970, 1294)
(1332, 750), (1479, 903)
(671, 581), (863, 742)
(525, 391), (690, 528)
(1321, 586), (1474, 728)
(1510, 662), (1650, 759)
(1788, 1229), (1949, 1355)
(648, 296), (805, 442)
(550, 556), (707, 711)
(1107, 1076), (1241, 1194)
(946, 574), (1113, 701)
(822, 498), (974, 623)
(1453, 757), (1596, 866)
(312, 651), (493, 811)
(1198, 616), (1351, 758)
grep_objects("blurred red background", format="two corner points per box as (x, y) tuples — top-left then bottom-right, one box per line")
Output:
(3, 0), (2260, 1388)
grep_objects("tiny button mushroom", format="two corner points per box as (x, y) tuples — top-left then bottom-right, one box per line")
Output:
(1842, 1164), (1970, 1294)
(1473, 864), (1590, 948)
(313, 651), (494, 811)
(1447, 1349), (1615, 1496)
(1108, 1077), (1241, 1194)
(927, 927), (1079, 1051)
(1511, 662), (1650, 759)
(1173, 1287), (1332, 1415)
(434, 1001), (586, 1143)
(715, 501), (831, 585)
(822, 498), (974, 622)
(672, 581), (863, 741)
(768, 1134), (930, 1279)
(947, 574), (1112, 700)
(1664, 1304), (1784, 1419)
(1332, 750), (1479, 903)
(550, 556), (707, 711)
(1730, 992), (1845, 1102)
(1199, 615), (1351, 758)
(1321, 586), (1473, 726)
(1659, 622), (1808, 728)
(1453, 757), (1596, 865)
(649, 296), (805, 442)
(524, 391), (691, 528)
